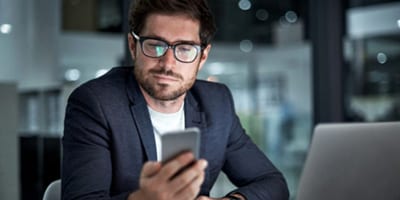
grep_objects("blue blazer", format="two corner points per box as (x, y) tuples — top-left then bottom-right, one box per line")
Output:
(62, 67), (289, 200)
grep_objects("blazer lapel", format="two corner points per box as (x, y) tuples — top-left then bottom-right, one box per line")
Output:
(184, 91), (208, 159)
(184, 91), (212, 189)
(126, 72), (157, 161)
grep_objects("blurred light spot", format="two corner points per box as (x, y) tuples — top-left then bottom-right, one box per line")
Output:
(238, 0), (251, 11)
(285, 11), (298, 23)
(95, 69), (109, 78)
(377, 52), (387, 64)
(256, 9), (269, 21)
(397, 19), (400, 28)
(240, 39), (253, 53)
(0, 24), (12, 34)
(64, 69), (81, 82)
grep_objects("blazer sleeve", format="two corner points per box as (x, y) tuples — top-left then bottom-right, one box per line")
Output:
(221, 86), (290, 200)
(62, 84), (130, 200)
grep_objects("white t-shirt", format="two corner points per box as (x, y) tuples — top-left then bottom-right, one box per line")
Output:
(147, 104), (185, 161)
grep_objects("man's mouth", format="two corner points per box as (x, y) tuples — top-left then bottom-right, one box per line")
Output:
(150, 69), (183, 81)
(153, 73), (179, 82)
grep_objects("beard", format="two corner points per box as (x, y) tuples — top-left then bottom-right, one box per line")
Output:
(134, 64), (199, 101)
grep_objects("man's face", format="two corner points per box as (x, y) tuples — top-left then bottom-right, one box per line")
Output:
(128, 13), (211, 101)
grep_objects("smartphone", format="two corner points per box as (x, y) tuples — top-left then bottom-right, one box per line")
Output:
(160, 127), (200, 163)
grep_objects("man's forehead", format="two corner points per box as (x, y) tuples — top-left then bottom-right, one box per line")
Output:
(141, 13), (201, 40)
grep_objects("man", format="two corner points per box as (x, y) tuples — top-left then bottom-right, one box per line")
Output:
(62, 0), (289, 199)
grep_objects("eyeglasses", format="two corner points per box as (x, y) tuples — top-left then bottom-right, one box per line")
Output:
(132, 32), (202, 63)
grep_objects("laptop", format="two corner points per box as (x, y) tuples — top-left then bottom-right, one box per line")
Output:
(296, 122), (400, 200)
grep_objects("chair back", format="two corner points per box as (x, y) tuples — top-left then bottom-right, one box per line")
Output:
(43, 179), (61, 200)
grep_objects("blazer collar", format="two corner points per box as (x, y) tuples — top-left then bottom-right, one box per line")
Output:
(126, 71), (157, 161)
(184, 91), (207, 129)
(184, 88), (208, 161)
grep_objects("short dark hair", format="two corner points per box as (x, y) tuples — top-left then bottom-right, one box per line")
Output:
(129, 0), (216, 47)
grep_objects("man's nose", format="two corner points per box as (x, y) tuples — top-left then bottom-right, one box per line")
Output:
(159, 48), (176, 69)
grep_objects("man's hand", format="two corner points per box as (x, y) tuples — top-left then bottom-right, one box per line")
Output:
(196, 193), (246, 200)
(196, 197), (224, 200)
(128, 152), (208, 200)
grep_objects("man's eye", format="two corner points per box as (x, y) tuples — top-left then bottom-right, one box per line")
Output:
(145, 39), (166, 47)
(177, 45), (194, 52)
(147, 43), (164, 48)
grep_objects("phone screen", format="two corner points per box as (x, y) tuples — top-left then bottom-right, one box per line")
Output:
(160, 127), (200, 163)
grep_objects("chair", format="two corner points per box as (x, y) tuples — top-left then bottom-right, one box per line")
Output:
(43, 179), (61, 200)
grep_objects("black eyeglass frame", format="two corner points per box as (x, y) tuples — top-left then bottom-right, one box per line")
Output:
(131, 32), (204, 63)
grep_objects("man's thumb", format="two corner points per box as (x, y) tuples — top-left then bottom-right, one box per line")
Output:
(141, 161), (161, 177)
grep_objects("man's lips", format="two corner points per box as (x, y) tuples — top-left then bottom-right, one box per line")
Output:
(153, 73), (179, 82)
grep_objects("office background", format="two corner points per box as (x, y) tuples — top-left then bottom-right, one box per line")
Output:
(0, 0), (399, 199)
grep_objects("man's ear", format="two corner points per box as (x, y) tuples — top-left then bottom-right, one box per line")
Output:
(198, 44), (212, 71)
(127, 33), (136, 60)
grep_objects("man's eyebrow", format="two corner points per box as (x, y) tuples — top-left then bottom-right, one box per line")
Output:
(144, 34), (199, 44)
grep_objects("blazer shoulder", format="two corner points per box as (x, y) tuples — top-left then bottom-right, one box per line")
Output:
(190, 80), (235, 109)
(68, 66), (132, 102)
(74, 66), (131, 90)
(192, 79), (231, 95)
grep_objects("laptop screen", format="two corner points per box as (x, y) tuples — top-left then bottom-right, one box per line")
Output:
(296, 122), (400, 200)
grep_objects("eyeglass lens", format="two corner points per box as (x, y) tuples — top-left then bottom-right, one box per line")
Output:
(142, 39), (199, 62)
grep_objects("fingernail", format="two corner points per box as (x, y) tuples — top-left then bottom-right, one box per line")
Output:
(201, 160), (208, 168)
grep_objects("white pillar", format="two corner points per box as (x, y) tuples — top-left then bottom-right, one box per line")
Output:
(0, 0), (61, 88)
(0, 83), (19, 200)
(0, 0), (26, 82)
(20, 0), (61, 89)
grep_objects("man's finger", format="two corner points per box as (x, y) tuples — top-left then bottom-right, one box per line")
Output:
(141, 161), (162, 178)
(171, 159), (207, 199)
(159, 152), (196, 181)
(170, 159), (207, 190)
